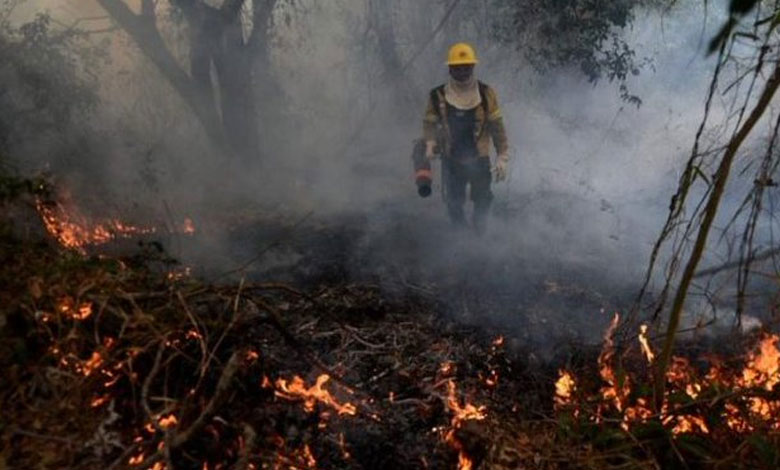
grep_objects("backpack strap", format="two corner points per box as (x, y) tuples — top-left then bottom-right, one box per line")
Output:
(430, 85), (446, 120)
(476, 81), (492, 139)
(478, 81), (490, 117)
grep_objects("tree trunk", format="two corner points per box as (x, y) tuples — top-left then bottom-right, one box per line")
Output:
(653, 60), (780, 410)
(97, 0), (227, 152)
(175, 0), (259, 160)
(370, 0), (416, 112)
(100, 0), (269, 161)
(216, 16), (259, 160)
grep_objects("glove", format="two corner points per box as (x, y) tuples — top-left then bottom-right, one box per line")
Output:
(425, 140), (438, 160)
(494, 154), (509, 182)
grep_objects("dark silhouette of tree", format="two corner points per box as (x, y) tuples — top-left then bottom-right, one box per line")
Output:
(97, 0), (289, 161)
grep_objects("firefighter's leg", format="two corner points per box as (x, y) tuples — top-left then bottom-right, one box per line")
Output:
(443, 161), (467, 226)
(470, 157), (494, 235)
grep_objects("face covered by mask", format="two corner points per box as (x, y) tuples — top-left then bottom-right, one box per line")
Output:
(449, 64), (475, 83)
(444, 64), (480, 110)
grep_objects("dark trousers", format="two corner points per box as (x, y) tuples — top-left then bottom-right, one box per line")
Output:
(443, 156), (493, 233)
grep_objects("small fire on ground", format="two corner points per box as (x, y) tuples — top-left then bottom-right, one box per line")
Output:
(555, 313), (780, 435)
(36, 193), (195, 253)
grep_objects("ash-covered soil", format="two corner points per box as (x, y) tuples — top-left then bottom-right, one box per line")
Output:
(180, 192), (648, 359)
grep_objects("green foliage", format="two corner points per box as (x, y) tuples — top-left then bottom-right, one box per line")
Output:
(487, 0), (663, 105)
(0, 9), (105, 155)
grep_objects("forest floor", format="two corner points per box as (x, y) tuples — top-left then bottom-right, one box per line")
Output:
(2, 194), (780, 470)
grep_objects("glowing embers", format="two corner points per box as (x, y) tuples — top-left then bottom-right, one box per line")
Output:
(57, 297), (93, 321)
(157, 413), (179, 430)
(272, 439), (319, 470)
(274, 374), (357, 416)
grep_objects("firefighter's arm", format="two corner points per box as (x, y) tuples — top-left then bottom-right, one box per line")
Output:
(422, 95), (439, 157)
(485, 87), (510, 158)
(486, 86), (510, 181)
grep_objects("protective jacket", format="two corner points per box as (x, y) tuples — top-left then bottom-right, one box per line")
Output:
(422, 81), (509, 159)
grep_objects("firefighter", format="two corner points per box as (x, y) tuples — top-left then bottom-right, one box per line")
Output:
(423, 42), (510, 234)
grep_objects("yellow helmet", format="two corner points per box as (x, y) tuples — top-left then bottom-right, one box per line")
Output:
(447, 42), (478, 66)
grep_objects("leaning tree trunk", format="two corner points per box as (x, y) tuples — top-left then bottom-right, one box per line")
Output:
(653, 60), (780, 409)
(100, 0), (268, 161)
(177, 0), (260, 161)
(97, 0), (228, 152)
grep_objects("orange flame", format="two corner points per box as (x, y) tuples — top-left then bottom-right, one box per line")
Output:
(558, 322), (780, 435)
(158, 414), (178, 429)
(91, 394), (110, 407)
(275, 375), (357, 416)
(57, 298), (94, 321)
(554, 370), (576, 409)
(740, 334), (779, 391)
(638, 324), (654, 364)
(443, 378), (486, 470)
(445, 379), (486, 425)
(458, 452), (473, 470)
(128, 453), (145, 465)
(181, 217), (196, 234)
(37, 194), (195, 252)
(439, 361), (456, 376)
(79, 351), (104, 377)
(273, 443), (318, 470)
(37, 198), (155, 252)
(598, 313), (629, 412)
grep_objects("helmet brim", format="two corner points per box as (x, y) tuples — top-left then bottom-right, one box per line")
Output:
(447, 59), (478, 66)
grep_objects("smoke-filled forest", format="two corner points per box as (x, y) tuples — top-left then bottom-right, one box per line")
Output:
(2, 0), (780, 469)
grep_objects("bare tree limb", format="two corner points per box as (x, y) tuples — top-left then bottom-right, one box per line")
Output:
(653, 59), (780, 409)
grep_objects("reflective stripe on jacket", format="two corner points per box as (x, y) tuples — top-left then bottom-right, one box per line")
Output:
(422, 82), (509, 158)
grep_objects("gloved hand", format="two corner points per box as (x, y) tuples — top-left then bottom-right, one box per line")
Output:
(425, 140), (437, 160)
(494, 154), (509, 182)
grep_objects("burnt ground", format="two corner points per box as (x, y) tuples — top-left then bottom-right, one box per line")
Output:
(0, 220), (594, 470)
(4, 189), (780, 470)
(178, 191), (651, 361)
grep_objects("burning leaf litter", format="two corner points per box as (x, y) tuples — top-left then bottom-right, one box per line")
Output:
(556, 322), (780, 438)
(3, 207), (780, 469)
(36, 192), (195, 253)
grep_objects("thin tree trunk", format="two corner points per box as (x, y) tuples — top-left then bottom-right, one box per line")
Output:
(653, 60), (780, 409)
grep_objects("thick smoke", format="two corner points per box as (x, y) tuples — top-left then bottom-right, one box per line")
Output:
(9, 1), (768, 349)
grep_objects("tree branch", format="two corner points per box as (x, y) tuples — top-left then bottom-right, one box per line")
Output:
(653, 59), (780, 409)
